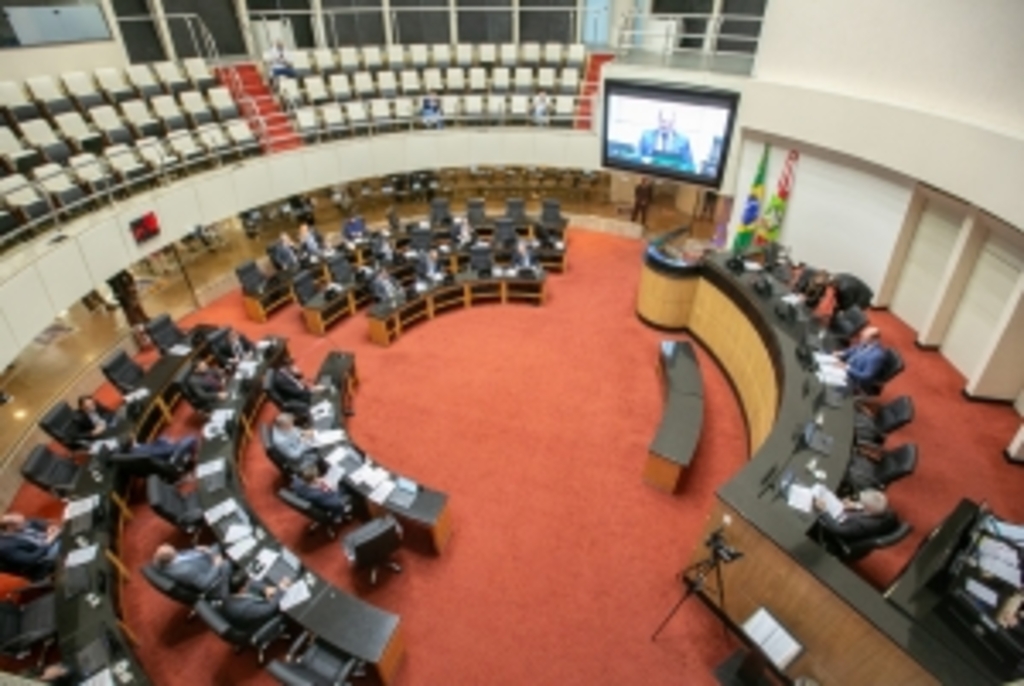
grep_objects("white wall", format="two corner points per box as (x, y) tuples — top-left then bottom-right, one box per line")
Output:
(0, 41), (127, 82)
(727, 134), (914, 293)
(754, 0), (1024, 137)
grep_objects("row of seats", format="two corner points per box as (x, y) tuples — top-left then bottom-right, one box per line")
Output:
(277, 42), (586, 77)
(278, 66), (580, 107)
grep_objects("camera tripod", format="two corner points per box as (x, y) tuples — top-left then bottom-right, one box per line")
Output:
(650, 551), (727, 641)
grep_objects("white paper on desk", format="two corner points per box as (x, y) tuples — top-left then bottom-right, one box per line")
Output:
(811, 484), (845, 520)
(816, 369), (848, 389)
(196, 458), (226, 478)
(252, 549), (279, 581)
(348, 463), (374, 485)
(64, 494), (100, 521)
(225, 523), (253, 544)
(89, 438), (120, 455)
(211, 408), (235, 424)
(978, 537), (1020, 565)
(168, 344), (192, 356)
(323, 463), (346, 489)
(124, 388), (151, 403)
(226, 535), (257, 561)
(742, 608), (801, 670)
(364, 466), (390, 489)
(324, 444), (355, 466)
(978, 555), (1021, 587)
(780, 293), (802, 305)
(204, 498), (237, 524)
(313, 429), (346, 447)
(202, 422), (225, 441)
(66, 543), (99, 568)
(80, 668), (114, 686)
(369, 480), (397, 505)
(256, 340), (272, 351)
(965, 578), (1000, 607)
(743, 260), (763, 272)
(279, 579), (312, 611)
(786, 484), (814, 513)
(236, 360), (258, 379)
(310, 400), (334, 420)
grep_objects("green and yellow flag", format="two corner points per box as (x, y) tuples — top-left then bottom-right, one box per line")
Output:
(756, 149), (800, 245)
(731, 144), (769, 252)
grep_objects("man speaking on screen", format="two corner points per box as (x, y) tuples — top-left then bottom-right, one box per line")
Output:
(638, 109), (695, 172)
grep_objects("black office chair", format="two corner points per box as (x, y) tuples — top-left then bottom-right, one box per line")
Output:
(829, 306), (869, 345)
(468, 243), (494, 276)
(466, 197), (488, 228)
(505, 197), (527, 225)
(277, 486), (350, 538)
(147, 475), (204, 538)
(827, 518), (912, 562)
(494, 218), (517, 251)
(292, 270), (318, 306)
(0, 592), (56, 659)
(195, 598), (287, 664)
(341, 515), (402, 585)
(861, 347), (905, 396)
(262, 371), (311, 420)
(430, 197), (451, 227)
(175, 365), (217, 417)
(268, 632), (363, 686)
(846, 443), (919, 491)
(106, 444), (188, 483)
(409, 226), (433, 252)
(142, 563), (225, 618)
(539, 198), (567, 232)
(101, 349), (145, 394)
(38, 401), (82, 451)
(855, 395), (915, 447)
(20, 444), (81, 498)
(236, 261), (269, 296)
(327, 255), (356, 288)
(0, 545), (56, 585)
(145, 314), (189, 354)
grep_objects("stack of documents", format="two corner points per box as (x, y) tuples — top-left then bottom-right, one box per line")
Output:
(236, 360), (258, 379)
(813, 352), (848, 388)
(742, 608), (802, 669)
(123, 388), (151, 403)
(66, 544), (99, 568)
(786, 483), (843, 518)
(313, 428), (346, 447)
(197, 458), (226, 479)
(977, 537), (1022, 586)
(279, 579), (312, 611)
(64, 494), (100, 522)
(204, 498), (239, 525)
(227, 535), (257, 561)
(168, 344), (192, 356)
(369, 480), (397, 504)
(310, 400), (335, 421)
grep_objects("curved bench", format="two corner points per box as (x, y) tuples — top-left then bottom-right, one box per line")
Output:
(643, 340), (704, 493)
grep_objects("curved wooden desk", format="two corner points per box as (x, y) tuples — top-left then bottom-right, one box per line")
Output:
(644, 340), (704, 493)
(636, 251), (992, 685)
(367, 275), (546, 347)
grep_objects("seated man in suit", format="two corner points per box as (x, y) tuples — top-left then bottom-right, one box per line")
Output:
(297, 222), (326, 263)
(270, 412), (321, 473)
(795, 269), (831, 311)
(214, 329), (256, 369)
(835, 327), (886, 393)
(272, 361), (324, 410)
(187, 360), (228, 406)
(416, 249), (445, 287)
(813, 488), (897, 544)
(0, 513), (60, 580)
(637, 109), (695, 172)
(122, 433), (199, 471)
(370, 231), (395, 267)
(221, 577), (292, 634)
(830, 273), (874, 316)
(342, 215), (368, 248)
(74, 395), (118, 441)
(512, 239), (543, 277)
(291, 465), (352, 519)
(269, 233), (302, 272)
(152, 543), (233, 599)
(371, 269), (406, 309)
(450, 216), (474, 248)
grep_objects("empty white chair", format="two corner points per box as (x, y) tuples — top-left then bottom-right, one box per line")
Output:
(183, 58), (217, 91)
(135, 137), (178, 171)
(444, 68), (464, 92)
(303, 75), (331, 105)
(95, 68), (134, 103)
(313, 48), (337, 74)
(68, 153), (112, 193)
(152, 95), (187, 131)
(166, 130), (204, 163)
(468, 67), (487, 92)
(394, 97), (414, 124)
(20, 119), (71, 165)
(33, 163), (84, 208)
(179, 90), (215, 126)
(510, 95), (529, 120)
(62, 72), (104, 110)
(455, 44), (473, 68)
(294, 107), (320, 142)
(432, 44), (451, 69)
(492, 68), (510, 93)
(537, 68), (555, 92)
(377, 71), (398, 97)
(120, 100), (161, 138)
(208, 87), (238, 120)
(409, 44), (429, 69)
(463, 95), (483, 123)
(555, 95), (575, 123)
(25, 76), (73, 115)
(54, 112), (104, 153)
(344, 101), (368, 132)
(277, 77), (302, 107)
(487, 95), (506, 121)
(386, 45), (405, 70)
(319, 102), (345, 136)
(328, 73), (352, 101)
(0, 126), (43, 173)
(499, 43), (517, 66)
(567, 44), (585, 68)
(559, 67), (579, 94)
(400, 70), (421, 95)
(126, 65), (163, 99)
(521, 43), (541, 66)
(225, 120), (259, 153)
(287, 51), (313, 78)
(440, 95), (460, 124)
(353, 72), (375, 98)
(338, 47), (359, 73)
(514, 67), (533, 93)
(154, 61), (189, 94)
(105, 143), (148, 183)
(88, 105), (133, 145)
(0, 174), (50, 223)
(0, 82), (41, 122)
(423, 68), (444, 93)
(362, 46), (383, 71)
(543, 43), (563, 66)
(369, 99), (392, 127)
(478, 44), (496, 66)
(196, 122), (231, 155)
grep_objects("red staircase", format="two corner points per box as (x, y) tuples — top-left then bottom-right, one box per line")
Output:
(215, 63), (302, 154)
(575, 52), (616, 130)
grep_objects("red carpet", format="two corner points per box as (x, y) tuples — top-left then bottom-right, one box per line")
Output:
(6, 230), (1022, 683)
(216, 64), (303, 154)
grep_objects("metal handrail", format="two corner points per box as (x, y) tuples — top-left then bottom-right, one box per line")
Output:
(615, 10), (763, 62)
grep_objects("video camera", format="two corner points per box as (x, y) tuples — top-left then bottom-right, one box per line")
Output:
(706, 527), (743, 563)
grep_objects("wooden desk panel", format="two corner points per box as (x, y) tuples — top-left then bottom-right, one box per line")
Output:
(692, 501), (938, 686)
(636, 265), (697, 329)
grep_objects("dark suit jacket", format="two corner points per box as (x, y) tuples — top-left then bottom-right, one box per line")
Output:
(819, 509), (897, 543)
(832, 273), (874, 311)
(637, 129), (694, 171)
(222, 592), (279, 633)
(291, 476), (349, 517)
(73, 404), (116, 438)
(372, 274), (402, 304)
(214, 334), (255, 366)
(272, 368), (312, 405)
(163, 549), (222, 593)
(270, 242), (300, 272)
(417, 254), (441, 279)
(0, 520), (53, 577)
(187, 370), (224, 405)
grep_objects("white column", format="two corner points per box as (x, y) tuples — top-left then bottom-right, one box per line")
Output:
(702, 0), (723, 54)
(966, 270), (1024, 401)
(98, 0), (130, 64)
(233, 0), (256, 56)
(382, 0), (395, 46)
(916, 214), (987, 347)
(874, 187), (925, 308)
(311, 0), (328, 48)
(450, 0), (459, 44)
(512, 0), (520, 43)
(147, 0), (177, 61)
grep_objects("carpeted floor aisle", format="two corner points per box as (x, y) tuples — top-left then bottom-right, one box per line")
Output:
(4, 229), (1021, 684)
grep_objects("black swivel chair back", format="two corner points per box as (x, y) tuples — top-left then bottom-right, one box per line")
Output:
(840, 519), (912, 561)
(292, 270), (318, 306)
(875, 395), (915, 435)
(342, 515), (402, 585)
(142, 563), (208, 616)
(469, 244), (493, 275)
(430, 197), (451, 226)
(38, 401), (81, 451)
(0, 592), (56, 658)
(506, 197), (526, 223)
(875, 443), (918, 487)
(262, 370), (310, 419)
(268, 637), (361, 686)
(236, 261), (267, 295)
(494, 218), (517, 250)
(328, 255), (355, 287)
(145, 314), (188, 354)
(409, 227), (433, 252)
(278, 487), (348, 537)
(176, 365), (216, 416)
(863, 347), (905, 396)
(147, 475), (204, 536)
(466, 198), (487, 227)
(829, 306), (869, 343)
(101, 349), (145, 394)
(195, 598), (286, 664)
(20, 444), (81, 498)
(541, 198), (563, 224)
(106, 447), (185, 482)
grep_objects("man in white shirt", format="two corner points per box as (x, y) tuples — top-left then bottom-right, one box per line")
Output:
(265, 41), (297, 81)
(532, 91), (550, 126)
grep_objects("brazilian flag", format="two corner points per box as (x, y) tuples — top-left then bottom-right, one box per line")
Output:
(731, 144), (769, 251)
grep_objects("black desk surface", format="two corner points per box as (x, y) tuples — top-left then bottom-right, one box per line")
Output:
(649, 341), (704, 466)
(646, 252), (998, 684)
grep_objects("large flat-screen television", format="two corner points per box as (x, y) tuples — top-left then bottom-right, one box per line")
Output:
(601, 79), (740, 188)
